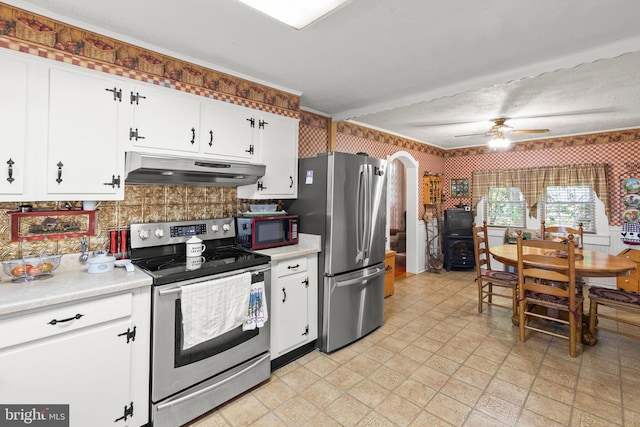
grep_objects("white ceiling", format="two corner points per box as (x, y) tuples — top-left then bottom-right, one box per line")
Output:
(9, 0), (640, 149)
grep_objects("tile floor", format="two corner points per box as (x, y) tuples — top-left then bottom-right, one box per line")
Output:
(186, 270), (640, 426)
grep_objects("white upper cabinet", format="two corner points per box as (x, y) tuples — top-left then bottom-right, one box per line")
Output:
(237, 111), (299, 199)
(127, 83), (201, 154)
(0, 48), (299, 202)
(201, 100), (256, 160)
(45, 65), (124, 199)
(0, 51), (33, 200)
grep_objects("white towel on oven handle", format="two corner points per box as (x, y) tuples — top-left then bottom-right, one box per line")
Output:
(181, 272), (251, 350)
(243, 279), (268, 331)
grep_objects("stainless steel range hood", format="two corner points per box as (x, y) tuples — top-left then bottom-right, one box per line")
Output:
(125, 152), (265, 186)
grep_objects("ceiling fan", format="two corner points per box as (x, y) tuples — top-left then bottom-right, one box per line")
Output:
(454, 118), (550, 138)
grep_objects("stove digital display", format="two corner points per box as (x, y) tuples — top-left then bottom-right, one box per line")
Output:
(170, 224), (207, 237)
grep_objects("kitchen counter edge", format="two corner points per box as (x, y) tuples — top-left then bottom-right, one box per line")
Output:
(255, 233), (321, 261)
(0, 255), (152, 317)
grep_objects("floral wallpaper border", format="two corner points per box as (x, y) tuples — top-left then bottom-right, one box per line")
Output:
(445, 128), (640, 158)
(0, 3), (300, 117)
(336, 121), (446, 157)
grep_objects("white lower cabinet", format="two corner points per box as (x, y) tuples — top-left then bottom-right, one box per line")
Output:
(269, 254), (318, 359)
(0, 288), (150, 427)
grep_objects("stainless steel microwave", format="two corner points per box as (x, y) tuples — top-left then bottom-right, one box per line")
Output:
(237, 215), (298, 250)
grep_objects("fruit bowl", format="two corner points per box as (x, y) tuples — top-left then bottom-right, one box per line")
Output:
(2, 254), (62, 283)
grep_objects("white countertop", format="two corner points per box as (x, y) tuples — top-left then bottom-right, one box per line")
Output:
(255, 233), (321, 261)
(0, 254), (152, 317)
(0, 233), (321, 317)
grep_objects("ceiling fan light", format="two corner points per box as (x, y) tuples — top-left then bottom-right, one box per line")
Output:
(488, 132), (510, 149)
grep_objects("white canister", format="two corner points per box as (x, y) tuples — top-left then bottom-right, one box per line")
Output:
(185, 256), (206, 271)
(87, 254), (115, 274)
(186, 236), (206, 257)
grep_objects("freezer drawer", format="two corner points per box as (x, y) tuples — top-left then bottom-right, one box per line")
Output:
(322, 263), (385, 352)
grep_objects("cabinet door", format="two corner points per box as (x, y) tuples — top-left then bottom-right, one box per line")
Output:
(0, 320), (132, 426)
(46, 67), (123, 197)
(201, 100), (256, 160)
(276, 273), (309, 354)
(0, 53), (32, 198)
(237, 112), (298, 199)
(129, 83), (201, 153)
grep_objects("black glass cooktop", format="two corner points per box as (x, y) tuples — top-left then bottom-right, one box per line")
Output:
(132, 245), (269, 285)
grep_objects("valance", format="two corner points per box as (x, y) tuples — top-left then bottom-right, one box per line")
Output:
(472, 163), (609, 218)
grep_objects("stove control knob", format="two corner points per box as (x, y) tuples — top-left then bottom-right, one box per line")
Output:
(222, 223), (231, 232)
(138, 229), (150, 240)
(211, 224), (220, 233)
(154, 228), (165, 239)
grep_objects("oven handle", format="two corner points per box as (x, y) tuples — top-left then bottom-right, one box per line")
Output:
(158, 266), (271, 296)
(155, 352), (270, 411)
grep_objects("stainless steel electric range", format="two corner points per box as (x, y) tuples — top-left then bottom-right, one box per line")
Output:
(129, 218), (271, 427)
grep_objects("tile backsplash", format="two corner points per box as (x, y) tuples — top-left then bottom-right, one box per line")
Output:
(0, 184), (259, 260)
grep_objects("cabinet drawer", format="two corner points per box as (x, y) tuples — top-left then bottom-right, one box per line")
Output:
(276, 256), (308, 277)
(0, 292), (132, 349)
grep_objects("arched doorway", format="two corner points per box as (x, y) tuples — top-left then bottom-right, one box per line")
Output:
(386, 151), (419, 274)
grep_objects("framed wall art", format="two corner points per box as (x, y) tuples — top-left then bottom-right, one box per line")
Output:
(450, 178), (469, 198)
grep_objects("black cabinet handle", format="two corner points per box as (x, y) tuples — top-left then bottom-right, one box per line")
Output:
(246, 117), (255, 128)
(6, 158), (14, 184)
(245, 144), (254, 155)
(208, 130), (213, 147)
(129, 128), (145, 141)
(48, 313), (83, 325)
(289, 175), (293, 188)
(259, 119), (268, 129)
(56, 161), (64, 184)
(190, 127), (196, 144)
(287, 264), (300, 270)
(130, 91), (146, 105)
(103, 174), (121, 189)
(282, 287), (287, 303)
(105, 87), (122, 102)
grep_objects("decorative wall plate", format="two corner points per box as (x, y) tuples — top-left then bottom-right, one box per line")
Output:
(622, 177), (640, 194)
(622, 193), (640, 208)
(621, 208), (640, 223)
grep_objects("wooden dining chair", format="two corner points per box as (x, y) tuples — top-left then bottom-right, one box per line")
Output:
(541, 220), (584, 248)
(516, 230), (584, 357)
(472, 221), (519, 323)
(541, 220), (586, 290)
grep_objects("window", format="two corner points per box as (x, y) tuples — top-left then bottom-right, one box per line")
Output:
(540, 186), (595, 232)
(484, 187), (526, 227)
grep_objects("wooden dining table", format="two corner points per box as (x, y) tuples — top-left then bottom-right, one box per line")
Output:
(490, 244), (637, 278)
(490, 244), (637, 344)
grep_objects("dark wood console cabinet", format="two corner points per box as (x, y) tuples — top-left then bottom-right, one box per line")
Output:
(443, 235), (475, 271)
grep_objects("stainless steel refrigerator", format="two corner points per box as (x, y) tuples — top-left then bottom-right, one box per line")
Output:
(288, 152), (387, 352)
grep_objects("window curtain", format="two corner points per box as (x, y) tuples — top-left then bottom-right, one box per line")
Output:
(472, 163), (609, 218)
(389, 160), (405, 230)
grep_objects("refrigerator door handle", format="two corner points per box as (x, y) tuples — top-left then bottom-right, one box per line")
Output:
(332, 265), (384, 288)
(355, 164), (366, 264)
(363, 164), (373, 263)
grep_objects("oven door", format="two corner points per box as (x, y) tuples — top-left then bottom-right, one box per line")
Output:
(151, 265), (271, 403)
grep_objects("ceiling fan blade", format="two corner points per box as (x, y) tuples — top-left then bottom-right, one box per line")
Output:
(454, 132), (491, 137)
(410, 119), (487, 128)
(509, 129), (549, 134)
